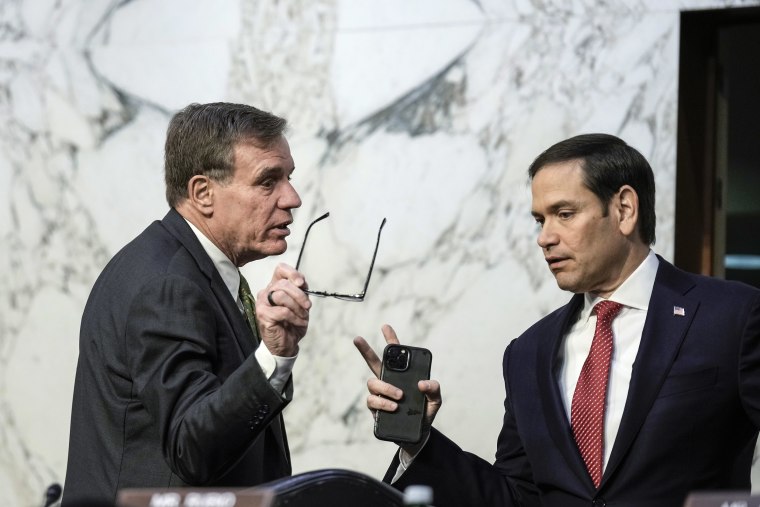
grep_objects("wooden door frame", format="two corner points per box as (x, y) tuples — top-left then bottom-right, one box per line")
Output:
(675, 6), (760, 275)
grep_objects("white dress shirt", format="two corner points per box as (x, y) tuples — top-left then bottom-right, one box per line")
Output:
(558, 250), (659, 469)
(185, 219), (296, 395)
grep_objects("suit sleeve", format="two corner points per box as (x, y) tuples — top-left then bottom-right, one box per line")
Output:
(384, 341), (539, 507)
(124, 274), (288, 485)
(738, 290), (760, 426)
(494, 341), (541, 504)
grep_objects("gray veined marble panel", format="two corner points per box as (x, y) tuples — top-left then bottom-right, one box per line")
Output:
(331, 0), (485, 125)
(336, 0), (485, 30)
(330, 22), (483, 127)
(87, 0), (240, 110)
(228, 0), (340, 140)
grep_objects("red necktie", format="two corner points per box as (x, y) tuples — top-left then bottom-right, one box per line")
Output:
(571, 300), (623, 488)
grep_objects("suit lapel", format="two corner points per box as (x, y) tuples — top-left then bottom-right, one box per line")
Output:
(160, 209), (255, 359)
(537, 294), (593, 487)
(602, 259), (698, 485)
(212, 277), (257, 357)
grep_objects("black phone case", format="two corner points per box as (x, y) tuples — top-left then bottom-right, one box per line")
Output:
(374, 344), (432, 444)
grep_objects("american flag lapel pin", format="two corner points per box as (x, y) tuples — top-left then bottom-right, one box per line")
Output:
(673, 306), (685, 317)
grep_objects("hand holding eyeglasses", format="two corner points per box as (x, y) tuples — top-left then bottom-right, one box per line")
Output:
(256, 263), (311, 357)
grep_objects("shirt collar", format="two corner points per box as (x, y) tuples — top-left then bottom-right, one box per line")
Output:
(579, 249), (659, 322)
(184, 218), (240, 301)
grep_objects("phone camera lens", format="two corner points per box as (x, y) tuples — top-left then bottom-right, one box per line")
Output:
(385, 346), (410, 371)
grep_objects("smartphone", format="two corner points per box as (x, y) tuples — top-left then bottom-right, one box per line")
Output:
(374, 344), (433, 445)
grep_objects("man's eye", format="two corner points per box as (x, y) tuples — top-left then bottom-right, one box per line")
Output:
(558, 211), (573, 220)
(534, 218), (544, 228)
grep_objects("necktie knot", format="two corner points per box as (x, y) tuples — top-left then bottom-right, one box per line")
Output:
(594, 300), (623, 322)
(239, 274), (254, 302)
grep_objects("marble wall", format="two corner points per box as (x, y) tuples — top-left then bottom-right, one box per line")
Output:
(1, 0), (758, 504)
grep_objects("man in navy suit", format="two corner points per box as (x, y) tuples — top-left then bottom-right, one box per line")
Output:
(355, 134), (760, 506)
(62, 103), (312, 505)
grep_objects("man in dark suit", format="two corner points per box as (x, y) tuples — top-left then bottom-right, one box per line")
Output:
(62, 102), (312, 506)
(355, 134), (760, 506)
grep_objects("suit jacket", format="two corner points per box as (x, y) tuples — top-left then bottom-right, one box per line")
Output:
(63, 209), (292, 506)
(389, 257), (760, 507)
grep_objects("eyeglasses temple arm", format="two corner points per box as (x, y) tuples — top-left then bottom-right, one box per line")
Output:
(360, 217), (387, 295)
(295, 211), (330, 270)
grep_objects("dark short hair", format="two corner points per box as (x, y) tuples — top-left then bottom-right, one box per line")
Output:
(164, 102), (288, 207)
(528, 133), (656, 245)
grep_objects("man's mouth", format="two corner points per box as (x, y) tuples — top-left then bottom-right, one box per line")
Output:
(545, 256), (568, 270)
(272, 221), (292, 233)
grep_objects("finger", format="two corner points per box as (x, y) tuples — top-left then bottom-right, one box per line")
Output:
(419, 380), (442, 423)
(266, 289), (311, 319)
(263, 281), (311, 315)
(256, 290), (310, 330)
(270, 262), (307, 290)
(366, 393), (398, 413)
(262, 305), (310, 330)
(353, 336), (382, 378)
(368, 377), (402, 400)
(381, 324), (400, 345)
(419, 379), (442, 404)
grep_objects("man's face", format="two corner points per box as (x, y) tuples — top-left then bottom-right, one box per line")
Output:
(530, 160), (630, 297)
(210, 136), (301, 266)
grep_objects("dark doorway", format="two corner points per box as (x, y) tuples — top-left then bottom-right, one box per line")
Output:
(676, 7), (760, 288)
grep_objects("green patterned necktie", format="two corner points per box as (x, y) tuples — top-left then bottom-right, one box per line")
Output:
(238, 273), (261, 346)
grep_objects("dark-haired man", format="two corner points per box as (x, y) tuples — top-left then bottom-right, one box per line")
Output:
(63, 102), (311, 505)
(356, 134), (760, 506)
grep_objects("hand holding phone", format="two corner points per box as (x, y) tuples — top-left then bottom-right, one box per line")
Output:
(374, 344), (433, 444)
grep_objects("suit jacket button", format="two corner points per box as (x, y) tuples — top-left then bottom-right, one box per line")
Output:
(592, 498), (606, 507)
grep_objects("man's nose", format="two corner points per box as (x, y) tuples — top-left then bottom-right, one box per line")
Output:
(280, 181), (302, 209)
(537, 221), (558, 249)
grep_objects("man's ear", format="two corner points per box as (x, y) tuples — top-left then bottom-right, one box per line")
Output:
(186, 175), (214, 217)
(616, 185), (639, 237)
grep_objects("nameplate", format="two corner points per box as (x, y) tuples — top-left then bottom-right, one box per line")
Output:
(684, 492), (760, 507)
(117, 488), (276, 507)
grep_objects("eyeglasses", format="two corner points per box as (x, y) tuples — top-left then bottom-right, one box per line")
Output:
(295, 212), (387, 301)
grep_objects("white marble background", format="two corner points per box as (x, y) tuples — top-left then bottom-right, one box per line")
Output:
(1, 0), (759, 504)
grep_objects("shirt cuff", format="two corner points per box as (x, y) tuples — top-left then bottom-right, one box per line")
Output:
(390, 433), (430, 484)
(255, 345), (298, 395)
